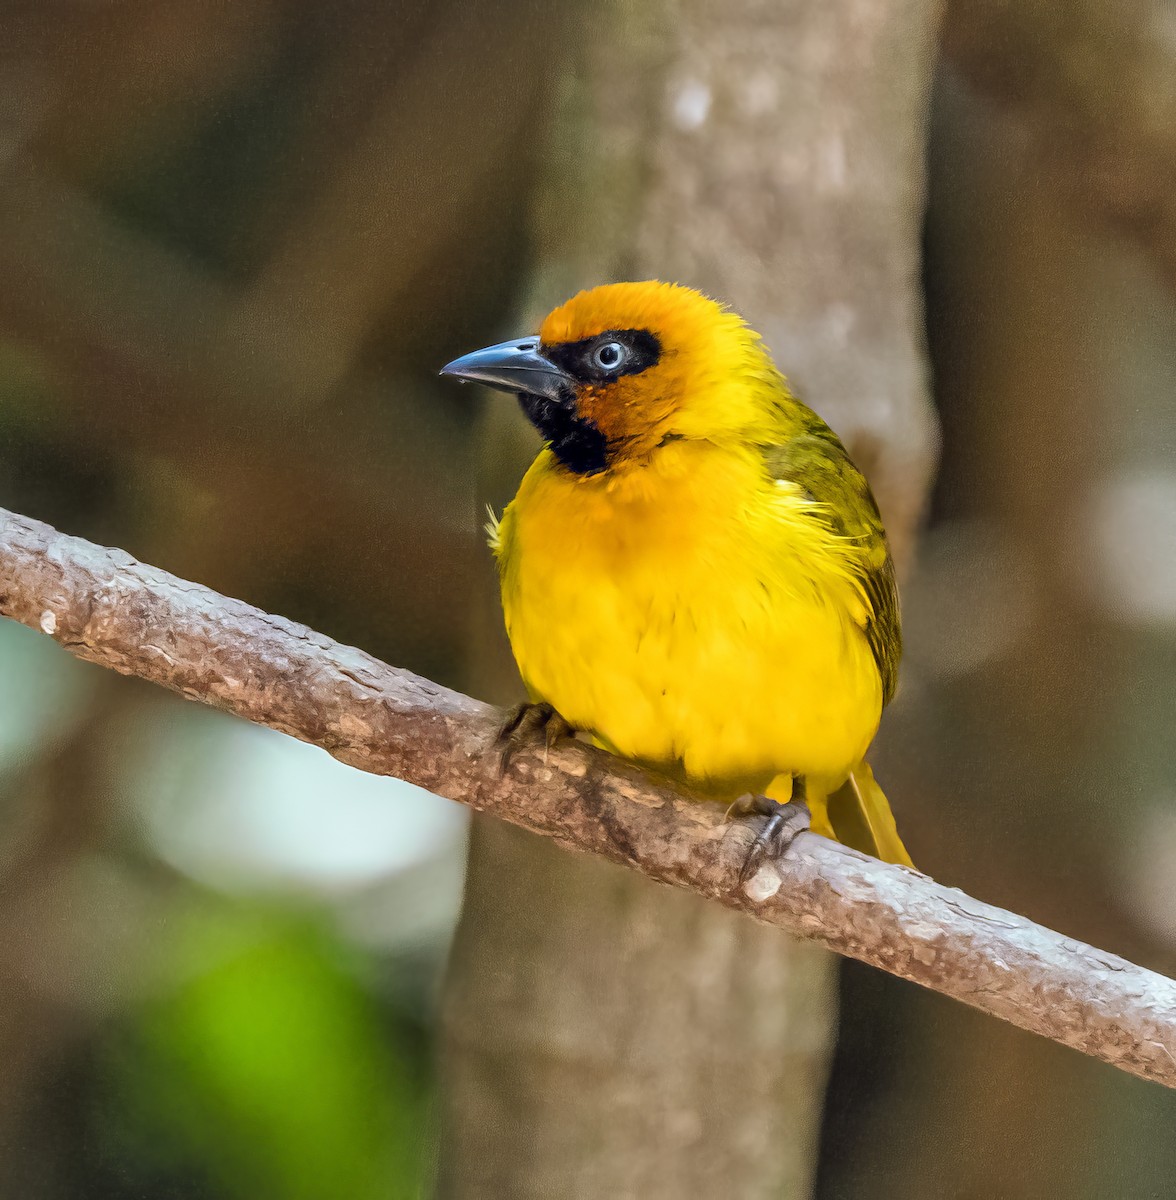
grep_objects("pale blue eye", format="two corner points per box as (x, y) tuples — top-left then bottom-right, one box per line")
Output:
(593, 341), (626, 371)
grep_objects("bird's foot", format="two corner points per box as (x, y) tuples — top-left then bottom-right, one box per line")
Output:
(728, 793), (812, 885)
(495, 702), (574, 776)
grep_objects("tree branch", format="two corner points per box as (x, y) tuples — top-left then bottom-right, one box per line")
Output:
(1, 505), (1174, 1088)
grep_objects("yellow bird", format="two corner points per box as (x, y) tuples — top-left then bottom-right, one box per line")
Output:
(442, 281), (913, 872)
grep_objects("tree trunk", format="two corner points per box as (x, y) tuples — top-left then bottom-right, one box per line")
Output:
(438, 1), (940, 1196)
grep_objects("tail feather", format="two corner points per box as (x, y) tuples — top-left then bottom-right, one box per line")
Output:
(827, 761), (914, 868)
(765, 766), (913, 867)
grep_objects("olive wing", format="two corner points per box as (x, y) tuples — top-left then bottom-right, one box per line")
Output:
(765, 432), (901, 706)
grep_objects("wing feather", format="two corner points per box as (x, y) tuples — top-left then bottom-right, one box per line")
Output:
(764, 431), (901, 705)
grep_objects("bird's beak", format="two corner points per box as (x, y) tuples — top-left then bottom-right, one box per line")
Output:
(440, 338), (572, 401)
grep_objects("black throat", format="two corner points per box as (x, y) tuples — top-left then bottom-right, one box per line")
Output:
(517, 389), (609, 477)
(515, 327), (662, 477)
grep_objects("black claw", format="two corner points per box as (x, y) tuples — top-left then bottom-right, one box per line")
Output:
(494, 702), (574, 776)
(733, 791), (812, 885)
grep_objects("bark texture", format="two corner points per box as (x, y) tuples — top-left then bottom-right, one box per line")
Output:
(446, 0), (941, 1196)
(1, 507), (1174, 1091)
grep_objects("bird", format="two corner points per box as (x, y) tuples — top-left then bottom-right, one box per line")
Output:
(441, 280), (913, 876)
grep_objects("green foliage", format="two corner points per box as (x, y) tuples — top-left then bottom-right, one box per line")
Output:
(101, 906), (430, 1200)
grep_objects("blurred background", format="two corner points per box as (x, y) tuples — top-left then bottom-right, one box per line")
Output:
(0, 1), (1174, 1197)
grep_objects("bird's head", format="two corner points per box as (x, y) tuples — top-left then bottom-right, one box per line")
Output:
(441, 281), (788, 476)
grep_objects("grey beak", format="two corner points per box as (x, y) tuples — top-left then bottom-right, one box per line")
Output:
(440, 338), (572, 400)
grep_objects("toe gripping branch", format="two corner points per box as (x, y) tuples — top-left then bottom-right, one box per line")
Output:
(730, 790), (812, 886)
(495, 701), (574, 775)
(494, 705), (809, 887)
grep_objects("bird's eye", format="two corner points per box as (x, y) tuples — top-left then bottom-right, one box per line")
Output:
(592, 341), (627, 372)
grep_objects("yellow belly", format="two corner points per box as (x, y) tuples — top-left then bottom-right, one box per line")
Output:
(496, 442), (883, 795)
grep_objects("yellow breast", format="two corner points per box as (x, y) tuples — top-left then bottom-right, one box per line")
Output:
(494, 440), (883, 794)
